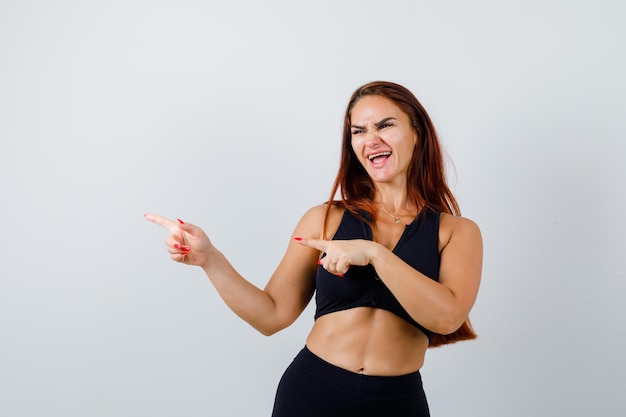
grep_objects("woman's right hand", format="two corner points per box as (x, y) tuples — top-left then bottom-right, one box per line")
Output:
(144, 213), (214, 268)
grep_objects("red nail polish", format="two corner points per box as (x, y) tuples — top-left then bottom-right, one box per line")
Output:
(337, 274), (344, 278)
(317, 260), (322, 265)
(174, 243), (181, 249)
(177, 218), (184, 224)
(182, 246), (190, 252)
(293, 237), (303, 241)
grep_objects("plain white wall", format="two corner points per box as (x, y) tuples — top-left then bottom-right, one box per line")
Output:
(1, 0), (624, 416)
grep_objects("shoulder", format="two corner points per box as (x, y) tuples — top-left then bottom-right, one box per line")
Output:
(440, 212), (480, 232)
(296, 203), (345, 240)
(438, 213), (482, 252)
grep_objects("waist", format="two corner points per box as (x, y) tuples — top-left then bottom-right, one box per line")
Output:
(306, 308), (428, 376)
(293, 346), (425, 399)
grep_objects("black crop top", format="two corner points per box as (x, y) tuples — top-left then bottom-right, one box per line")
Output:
(314, 208), (441, 339)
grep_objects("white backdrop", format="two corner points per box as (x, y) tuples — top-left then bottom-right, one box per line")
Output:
(1, 1), (624, 416)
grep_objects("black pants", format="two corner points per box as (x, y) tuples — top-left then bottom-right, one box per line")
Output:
(271, 346), (430, 417)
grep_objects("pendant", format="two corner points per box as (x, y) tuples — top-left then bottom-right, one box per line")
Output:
(394, 217), (400, 224)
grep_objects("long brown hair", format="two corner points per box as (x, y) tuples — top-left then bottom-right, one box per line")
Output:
(324, 81), (476, 347)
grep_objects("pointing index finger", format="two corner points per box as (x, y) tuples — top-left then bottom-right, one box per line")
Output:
(144, 213), (178, 232)
(294, 237), (329, 252)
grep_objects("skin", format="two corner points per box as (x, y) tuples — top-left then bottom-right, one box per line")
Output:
(145, 95), (482, 377)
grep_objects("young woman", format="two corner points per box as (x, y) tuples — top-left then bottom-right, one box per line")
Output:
(146, 81), (482, 416)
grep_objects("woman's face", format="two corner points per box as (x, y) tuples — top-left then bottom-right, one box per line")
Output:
(350, 95), (417, 185)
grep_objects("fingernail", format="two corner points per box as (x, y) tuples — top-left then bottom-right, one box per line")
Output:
(317, 260), (322, 265)
(293, 237), (303, 241)
(177, 218), (184, 224)
(174, 243), (181, 249)
(337, 274), (344, 278)
(182, 246), (191, 252)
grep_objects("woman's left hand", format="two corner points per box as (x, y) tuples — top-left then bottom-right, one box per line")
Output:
(294, 237), (375, 276)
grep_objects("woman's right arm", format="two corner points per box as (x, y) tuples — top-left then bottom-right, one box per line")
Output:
(145, 205), (331, 336)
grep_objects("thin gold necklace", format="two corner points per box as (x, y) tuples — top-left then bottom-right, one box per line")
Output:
(381, 207), (401, 224)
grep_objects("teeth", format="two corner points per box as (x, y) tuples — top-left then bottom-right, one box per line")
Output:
(368, 152), (391, 161)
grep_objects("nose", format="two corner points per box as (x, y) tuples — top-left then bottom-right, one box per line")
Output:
(364, 130), (382, 147)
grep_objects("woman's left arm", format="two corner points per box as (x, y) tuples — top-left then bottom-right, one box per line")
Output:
(372, 215), (483, 334)
(297, 214), (482, 335)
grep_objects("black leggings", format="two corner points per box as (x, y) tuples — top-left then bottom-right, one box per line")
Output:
(271, 346), (430, 417)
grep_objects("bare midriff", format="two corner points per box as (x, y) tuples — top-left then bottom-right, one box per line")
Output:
(305, 307), (429, 376)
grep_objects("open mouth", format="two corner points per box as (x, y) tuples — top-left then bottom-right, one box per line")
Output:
(368, 151), (392, 165)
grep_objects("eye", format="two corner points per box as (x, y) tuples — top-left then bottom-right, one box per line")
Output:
(379, 122), (393, 130)
(351, 129), (363, 135)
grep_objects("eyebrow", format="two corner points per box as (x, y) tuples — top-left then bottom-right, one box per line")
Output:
(351, 117), (397, 130)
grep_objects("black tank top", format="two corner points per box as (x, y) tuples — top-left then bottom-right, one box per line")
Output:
(314, 208), (441, 339)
